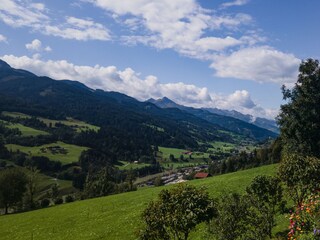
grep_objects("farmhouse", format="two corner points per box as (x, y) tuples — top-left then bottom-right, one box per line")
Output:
(194, 172), (209, 179)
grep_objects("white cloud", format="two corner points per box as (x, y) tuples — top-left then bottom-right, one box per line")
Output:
(25, 39), (42, 51)
(87, 0), (298, 87)
(25, 39), (52, 52)
(90, 0), (253, 59)
(0, 0), (111, 41)
(1, 54), (277, 119)
(44, 17), (111, 41)
(211, 46), (300, 84)
(44, 46), (52, 52)
(195, 36), (242, 51)
(0, 34), (7, 43)
(30, 3), (45, 11)
(0, 0), (48, 28)
(221, 0), (250, 9)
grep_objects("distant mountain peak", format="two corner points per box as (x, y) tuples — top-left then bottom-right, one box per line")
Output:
(147, 96), (180, 108)
(160, 97), (176, 104)
(0, 59), (11, 69)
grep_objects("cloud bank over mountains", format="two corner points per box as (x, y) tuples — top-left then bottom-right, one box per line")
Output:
(0, 0), (303, 119)
(2, 54), (278, 119)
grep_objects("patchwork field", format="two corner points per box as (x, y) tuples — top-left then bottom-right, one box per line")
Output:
(116, 161), (151, 170)
(0, 164), (286, 240)
(0, 120), (49, 137)
(2, 111), (100, 133)
(6, 141), (88, 165)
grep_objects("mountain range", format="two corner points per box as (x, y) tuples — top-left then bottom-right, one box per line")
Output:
(148, 97), (279, 134)
(0, 59), (277, 152)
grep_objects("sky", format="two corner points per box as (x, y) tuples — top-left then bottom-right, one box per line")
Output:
(0, 0), (319, 119)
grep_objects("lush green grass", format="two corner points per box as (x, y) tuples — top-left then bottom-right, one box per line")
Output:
(159, 146), (189, 159)
(2, 111), (31, 118)
(158, 147), (208, 169)
(116, 161), (151, 170)
(0, 120), (49, 137)
(208, 141), (236, 153)
(159, 147), (209, 159)
(0, 164), (286, 240)
(2, 111), (100, 133)
(8, 123), (49, 137)
(39, 117), (100, 133)
(6, 141), (88, 165)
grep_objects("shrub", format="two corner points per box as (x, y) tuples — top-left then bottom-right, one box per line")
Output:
(65, 195), (74, 203)
(288, 193), (320, 239)
(54, 198), (63, 205)
(40, 198), (50, 208)
(139, 184), (215, 240)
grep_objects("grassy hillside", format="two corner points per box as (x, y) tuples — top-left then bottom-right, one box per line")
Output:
(0, 120), (49, 137)
(2, 111), (100, 133)
(6, 141), (88, 165)
(0, 164), (285, 240)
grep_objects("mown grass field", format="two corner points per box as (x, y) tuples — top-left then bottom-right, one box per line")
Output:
(0, 164), (287, 240)
(116, 161), (151, 170)
(0, 120), (49, 137)
(6, 141), (88, 165)
(39, 117), (100, 133)
(159, 147), (209, 159)
(158, 147), (209, 169)
(2, 111), (100, 133)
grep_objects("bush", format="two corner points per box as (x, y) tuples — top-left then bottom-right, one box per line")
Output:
(40, 198), (50, 208)
(139, 184), (215, 240)
(288, 193), (320, 239)
(65, 195), (74, 203)
(54, 198), (63, 205)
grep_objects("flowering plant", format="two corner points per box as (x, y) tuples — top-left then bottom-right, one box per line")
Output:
(288, 193), (320, 239)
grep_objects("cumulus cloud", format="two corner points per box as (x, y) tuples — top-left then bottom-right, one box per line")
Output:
(26, 39), (41, 51)
(88, 0), (298, 85)
(90, 0), (253, 59)
(0, 0), (111, 41)
(0, 34), (7, 43)
(25, 39), (52, 53)
(1, 54), (277, 119)
(211, 46), (300, 85)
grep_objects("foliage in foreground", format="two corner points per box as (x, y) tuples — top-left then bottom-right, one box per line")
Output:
(288, 193), (320, 239)
(0, 168), (27, 214)
(139, 184), (215, 240)
(209, 175), (284, 240)
(278, 154), (320, 206)
(277, 58), (320, 158)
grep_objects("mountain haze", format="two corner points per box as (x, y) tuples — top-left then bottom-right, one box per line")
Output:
(148, 97), (279, 134)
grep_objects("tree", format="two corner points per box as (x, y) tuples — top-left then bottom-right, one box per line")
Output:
(125, 169), (136, 191)
(25, 166), (40, 209)
(153, 176), (163, 187)
(278, 153), (320, 206)
(0, 168), (27, 214)
(208, 193), (251, 240)
(139, 184), (216, 240)
(246, 175), (284, 239)
(277, 59), (320, 157)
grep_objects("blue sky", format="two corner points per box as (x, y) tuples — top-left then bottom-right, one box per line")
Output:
(0, 0), (319, 119)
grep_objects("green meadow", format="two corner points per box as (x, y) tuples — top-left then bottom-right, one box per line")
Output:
(0, 164), (286, 240)
(2, 111), (100, 133)
(6, 141), (88, 165)
(0, 120), (49, 137)
(116, 161), (151, 170)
